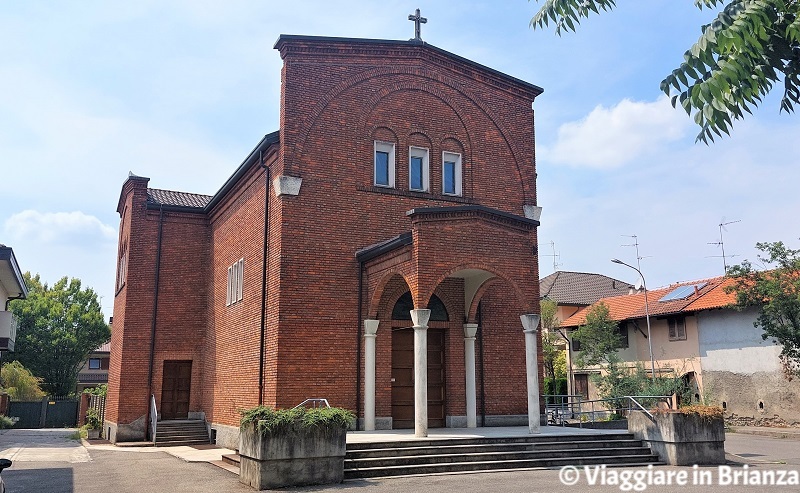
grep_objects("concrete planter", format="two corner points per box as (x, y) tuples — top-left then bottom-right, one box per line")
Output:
(238, 422), (346, 490)
(87, 428), (101, 440)
(628, 410), (725, 465)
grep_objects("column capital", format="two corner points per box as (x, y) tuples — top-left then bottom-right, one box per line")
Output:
(463, 323), (478, 339)
(364, 319), (379, 337)
(520, 313), (541, 333)
(410, 309), (431, 328)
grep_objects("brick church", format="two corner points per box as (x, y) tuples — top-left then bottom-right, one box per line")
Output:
(107, 24), (545, 448)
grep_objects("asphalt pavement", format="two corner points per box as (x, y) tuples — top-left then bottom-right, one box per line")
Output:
(0, 428), (799, 493)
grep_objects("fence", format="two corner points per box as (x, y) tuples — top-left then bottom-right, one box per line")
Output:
(7, 396), (79, 428)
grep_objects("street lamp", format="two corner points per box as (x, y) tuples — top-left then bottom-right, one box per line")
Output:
(611, 258), (656, 381)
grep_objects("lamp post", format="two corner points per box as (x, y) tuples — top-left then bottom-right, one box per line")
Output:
(611, 258), (656, 380)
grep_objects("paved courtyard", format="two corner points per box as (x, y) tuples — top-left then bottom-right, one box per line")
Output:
(0, 428), (798, 492)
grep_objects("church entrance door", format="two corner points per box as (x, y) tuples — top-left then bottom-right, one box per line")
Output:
(161, 360), (192, 420)
(391, 328), (445, 429)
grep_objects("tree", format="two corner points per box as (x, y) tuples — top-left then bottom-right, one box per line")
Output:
(540, 299), (566, 382)
(572, 302), (624, 367)
(727, 241), (800, 377)
(8, 273), (110, 396)
(530, 1), (800, 143)
(1, 361), (45, 401)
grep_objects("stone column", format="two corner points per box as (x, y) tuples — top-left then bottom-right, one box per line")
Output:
(411, 308), (431, 438)
(463, 323), (479, 428)
(521, 314), (542, 434)
(363, 319), (380, 431)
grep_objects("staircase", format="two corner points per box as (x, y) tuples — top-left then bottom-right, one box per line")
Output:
(344, 432), (661, 479)
(154, 420), (210, 447)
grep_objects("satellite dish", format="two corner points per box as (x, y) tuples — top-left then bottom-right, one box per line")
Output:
(635, 276), (643, 291)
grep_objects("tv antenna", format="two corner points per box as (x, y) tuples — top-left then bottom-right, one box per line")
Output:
(707, 218), (740, 273)
(540, 240), (562, 272)
(621, 234), (651, 288)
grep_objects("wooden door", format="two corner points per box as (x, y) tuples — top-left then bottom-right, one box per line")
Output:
(391, 328), (446, 429)
(161, 361), (192, 420)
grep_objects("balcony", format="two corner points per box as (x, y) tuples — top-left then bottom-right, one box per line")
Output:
(0, 311), (17, 352)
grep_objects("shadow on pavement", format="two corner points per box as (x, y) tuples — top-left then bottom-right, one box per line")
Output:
(5, 467), (73, 493)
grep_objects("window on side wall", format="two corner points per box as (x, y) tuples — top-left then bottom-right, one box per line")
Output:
(226, 258), (244, 306)
(88, 358), (101, 370)
(374, 141), (395, 188)
(409, 146), (429, 191)
(668, 316), (686, 341)
(442, 151), (462, 196)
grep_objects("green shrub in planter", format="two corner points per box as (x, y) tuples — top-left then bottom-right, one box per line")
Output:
(238, 406), (355, 490)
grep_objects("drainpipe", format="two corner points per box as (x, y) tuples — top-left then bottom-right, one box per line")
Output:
(4, 295), (24, 311)
(356, 260), (364, 427)
(258, 159), (271, 406)
(146, 204), (165, 439)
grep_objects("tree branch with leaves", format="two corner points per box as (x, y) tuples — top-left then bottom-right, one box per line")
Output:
(727, 240), (800, 377)
(530, 0), (800, 143)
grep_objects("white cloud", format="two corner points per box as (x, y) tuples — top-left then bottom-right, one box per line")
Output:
(541, 96), (691, 169)
(4, 210), (116, 245)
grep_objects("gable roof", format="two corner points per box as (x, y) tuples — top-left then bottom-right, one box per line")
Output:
(539, 271), (633, 306)
(561, 274), (734, 327)
(274, 35), (544, 99)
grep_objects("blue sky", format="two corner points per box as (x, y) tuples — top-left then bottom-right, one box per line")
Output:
(2, 1), (799, 318)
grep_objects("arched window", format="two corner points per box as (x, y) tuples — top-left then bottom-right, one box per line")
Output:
(391, 292), (449, 321)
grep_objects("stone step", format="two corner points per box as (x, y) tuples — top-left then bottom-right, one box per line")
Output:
(221, 454), (241, 467)
(154, 420), (209, 447)
(343, 454), (662, 479)
(345, 446), (654, 468)
(346, 439), (645, 459)
(345, 432), (636, 450)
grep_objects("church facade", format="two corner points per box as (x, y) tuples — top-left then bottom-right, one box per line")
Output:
(106, 33), (545, 447)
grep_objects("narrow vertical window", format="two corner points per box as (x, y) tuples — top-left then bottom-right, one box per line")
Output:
(226, 259), (245, 306)
(442, 152), (462, 196)
(409, 147), (429, 191)
(374, 141), (395, 187)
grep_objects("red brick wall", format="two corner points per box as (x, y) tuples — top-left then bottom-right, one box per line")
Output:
(111, 37), (542, 431)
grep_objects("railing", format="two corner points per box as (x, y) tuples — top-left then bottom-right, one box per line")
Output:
(149, 394), (158, 444)
(293, 398), (330, 409)
(543, 394), (673, 427)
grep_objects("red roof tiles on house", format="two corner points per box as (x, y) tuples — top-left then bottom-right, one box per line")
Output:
(561, 275), (735, 327)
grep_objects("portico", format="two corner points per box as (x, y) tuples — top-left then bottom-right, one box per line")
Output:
(357, 205), (542, 436)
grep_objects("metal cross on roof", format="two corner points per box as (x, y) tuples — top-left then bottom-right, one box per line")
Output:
(408, 8), (427, 41)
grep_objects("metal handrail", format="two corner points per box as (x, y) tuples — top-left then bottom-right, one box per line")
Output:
(293, 398), (330, 409)
(149, 394), (158, 444)
(543, 394), (673, 426)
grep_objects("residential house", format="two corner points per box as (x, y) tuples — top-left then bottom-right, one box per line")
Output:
(0, 245), (27, 353)
(561, 275), (800, 425)
(539, 271), (632, 396)
(77, 341), (111, 393)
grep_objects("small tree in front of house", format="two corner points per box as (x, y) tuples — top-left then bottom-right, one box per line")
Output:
(572, 302), (624, 367)
(727, 241), (800, 378)
(1, 361), (46, 401)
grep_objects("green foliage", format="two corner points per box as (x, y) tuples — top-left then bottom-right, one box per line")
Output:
(530, 1), (800, 143)
(85, 408), (102, 429)
(8, 273), (110, 397)
(83, 384), (107, 397)
(544, 377), (569, 404)
(540, 299), (568, 381)
(0, 415), (14, 429)
(240, 406), (355, 435)
(1, 361), (45, 401)
(727, 241), (800, 377)
(572, 302), (623, 367)
(593, 360), (689, 410)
